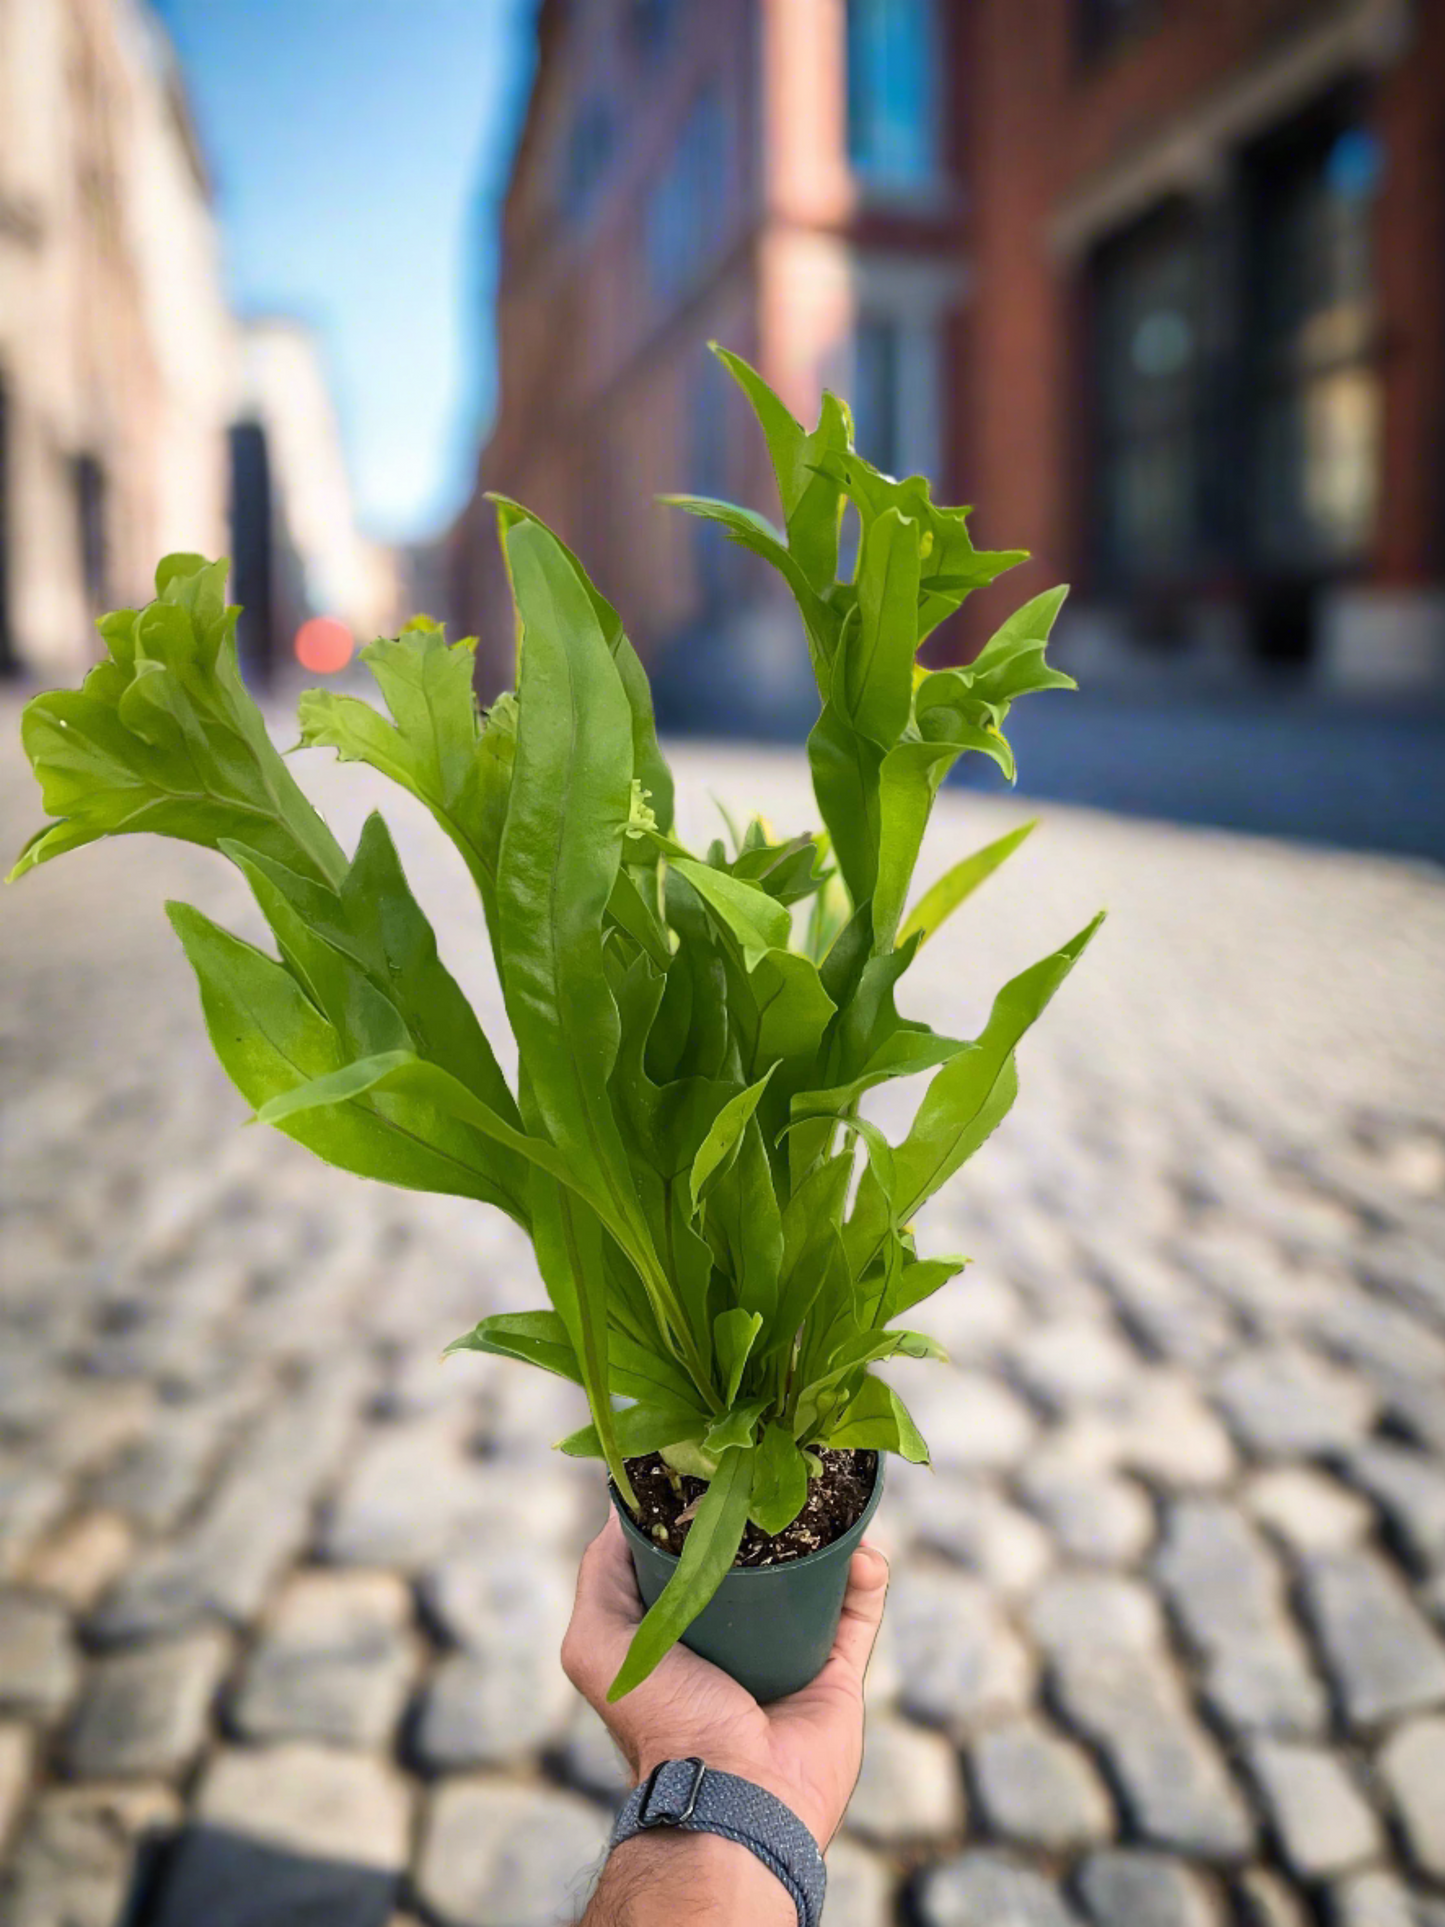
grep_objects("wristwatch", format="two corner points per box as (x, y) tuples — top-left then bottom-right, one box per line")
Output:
(609, 1757), (827, 1927)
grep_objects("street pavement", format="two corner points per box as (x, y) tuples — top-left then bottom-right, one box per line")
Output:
(2, 704), (1445, 1927)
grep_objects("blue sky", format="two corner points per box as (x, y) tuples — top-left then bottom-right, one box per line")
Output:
(153, 0), (538, 544)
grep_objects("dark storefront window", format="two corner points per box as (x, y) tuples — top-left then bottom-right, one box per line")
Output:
(846, 0), (940, 191)
(1087, 103), (1382, 661)
(1245, 121), (1381, 574)
(229, 419), (275, 684)
(1092, 210), (1207, 589)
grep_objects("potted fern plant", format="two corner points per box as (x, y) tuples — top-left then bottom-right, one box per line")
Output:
(11, 346), (1099, 1703)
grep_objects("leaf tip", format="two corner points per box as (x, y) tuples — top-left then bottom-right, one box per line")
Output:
(605, 1647), (649, 1701)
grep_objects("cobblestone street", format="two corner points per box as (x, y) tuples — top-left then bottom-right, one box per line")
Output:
(3, 701), (1445, 1927)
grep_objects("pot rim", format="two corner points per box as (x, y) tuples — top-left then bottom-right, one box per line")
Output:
(609, 1450), (884, 1581)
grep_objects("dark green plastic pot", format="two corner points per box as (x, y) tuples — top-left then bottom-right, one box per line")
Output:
(611, 1456), (884, 1703)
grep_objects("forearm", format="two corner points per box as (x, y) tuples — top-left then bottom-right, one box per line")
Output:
(581, 1832), (795, 1927)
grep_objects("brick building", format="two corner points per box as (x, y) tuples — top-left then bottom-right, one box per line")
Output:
(970, 0), (1443, 692)
(454, 0), (970, 721)
(456, 0), (1444, 716)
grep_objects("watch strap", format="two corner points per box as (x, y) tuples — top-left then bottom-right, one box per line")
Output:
(609, 1757), (826, 1927)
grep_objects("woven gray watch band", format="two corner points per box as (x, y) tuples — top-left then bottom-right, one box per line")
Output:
(609, 1757), (826, 1927)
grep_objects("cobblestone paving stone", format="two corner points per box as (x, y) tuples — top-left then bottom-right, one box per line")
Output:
(2, 719), (1445, 1924)
(1075, 1850), (1223, 1927)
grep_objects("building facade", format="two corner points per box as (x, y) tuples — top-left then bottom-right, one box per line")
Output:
(969, 0), (1444, 692)
(460, 0), (1444, 712)
(230, 319), (397, 681)
(456, 0), (970, 723)
(0, 0), (236, 678)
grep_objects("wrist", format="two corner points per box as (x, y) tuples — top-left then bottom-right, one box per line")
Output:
(633, 1750), (833, 1850)
(591, 1831), (794, 1925)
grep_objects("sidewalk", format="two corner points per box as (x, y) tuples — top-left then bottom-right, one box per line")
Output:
(2, 717), (1444, 1925)
(979, 689), (1445, 865)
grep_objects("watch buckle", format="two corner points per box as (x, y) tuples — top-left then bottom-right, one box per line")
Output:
(637, 1756), (707, 1828)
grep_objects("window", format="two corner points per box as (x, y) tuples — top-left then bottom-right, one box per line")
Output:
(645, 86), (728, 304)
(852, 318), (902, 478)
(1085, 104), (1383, 658)
(229, 420), (275, 683)
(629, 0), (679, 59)
(851, 309), (942, 482)
(690, 359), (730, 610)
(846, 0), (940, 192)
(1091, 211), (1207, 587)
(840, 309), (941, 574)
(1245, 120), (1381, 572)
(1076, 0), (1160, 65)
(71, 453), (107, 615)
(558, 97), (615, 226)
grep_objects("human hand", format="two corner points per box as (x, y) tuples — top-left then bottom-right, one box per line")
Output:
(561, 1511), (889, 1850)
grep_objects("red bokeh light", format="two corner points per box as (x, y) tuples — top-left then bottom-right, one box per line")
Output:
(294, 616), (354, 675)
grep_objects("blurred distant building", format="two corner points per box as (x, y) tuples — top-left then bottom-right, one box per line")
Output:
(397, 533), (456, 632)
(0, 1), (392, 687)
(0, 0), (234, 677)
(230, 319), (398, 681)
(455, 0), (969, 725)
(459, 0), (1445, 723)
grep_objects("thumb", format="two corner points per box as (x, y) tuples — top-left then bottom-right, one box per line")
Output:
(561, 1514), (645, 1704)
(828, 1542), (889, 1683)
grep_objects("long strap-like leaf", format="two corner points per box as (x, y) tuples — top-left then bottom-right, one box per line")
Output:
(531, 1171), (637, 1509)
(896, 819), (1038, 950)
(607, 1445), (755, 1701)
(498, 521), (707, 1393)
(257, 1049), (575, 1194)
(488, 494), (675, 831)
